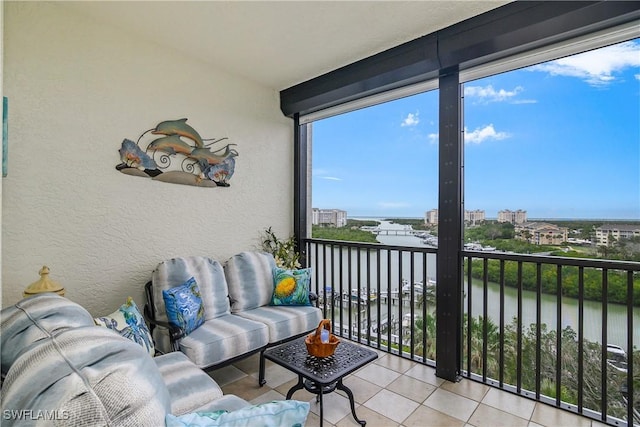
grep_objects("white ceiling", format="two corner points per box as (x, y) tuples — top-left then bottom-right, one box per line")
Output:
(61, 1), (509, 91)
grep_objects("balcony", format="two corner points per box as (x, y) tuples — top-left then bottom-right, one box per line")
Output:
(238, 238), (639, 426)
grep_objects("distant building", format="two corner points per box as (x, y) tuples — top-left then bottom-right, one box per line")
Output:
(594, 224), (640, 246)
(312, 208), (347, 227)
(498, 209), (527, 224)
(426, 209), (485, 225)
(425, 209), (438, 225)
(464, 209), (485, 225)
(515, 222), (568, 245)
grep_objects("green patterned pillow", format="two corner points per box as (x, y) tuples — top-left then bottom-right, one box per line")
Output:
(162, 277), (206, 335)
(271, 267), (311, 306)
(95, 297), (155, 356)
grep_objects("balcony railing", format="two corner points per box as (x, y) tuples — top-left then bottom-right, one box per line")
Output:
(304, 238), (639, 427)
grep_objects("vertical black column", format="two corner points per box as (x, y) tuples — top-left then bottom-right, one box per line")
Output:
(293, 114), (309, 266)
(435, 68), (463, 382)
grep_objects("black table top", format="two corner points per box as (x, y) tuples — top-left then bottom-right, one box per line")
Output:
(263, 336), (378, 385)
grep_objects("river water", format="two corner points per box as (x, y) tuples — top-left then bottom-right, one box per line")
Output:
(318, 220), (639, 352)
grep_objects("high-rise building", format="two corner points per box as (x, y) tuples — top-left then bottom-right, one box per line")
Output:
(425, 209), (438, 225)
(311, 208), (347, 227)
(498, 209), (527, 224)
(464, 209), (485, 225)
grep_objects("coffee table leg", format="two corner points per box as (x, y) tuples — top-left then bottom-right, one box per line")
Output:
(286, 375), (304, 399)
(318, 388), (324, 427)
(337, 379), (366, 426)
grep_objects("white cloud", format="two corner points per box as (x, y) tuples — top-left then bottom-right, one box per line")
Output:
(321, 176), (342, 181)
(464, 84), (523, 103)
(464, 124), (510, 144)
(401, 112), (419, 127)
(428, 133), (439, 144)
(529, 40), (640, 86)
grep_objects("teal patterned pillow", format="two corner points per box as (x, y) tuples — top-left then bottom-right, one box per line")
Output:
(162, 277), (206, 335)
(271, 267), (311, 306)
(95, 297), (155, 355)
(166, 400), (310, 427)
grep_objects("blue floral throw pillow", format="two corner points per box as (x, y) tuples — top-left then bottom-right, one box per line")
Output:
(271, 267), (311, 306)
(162, 277), (206, 335)
(95, 297), (155, 356)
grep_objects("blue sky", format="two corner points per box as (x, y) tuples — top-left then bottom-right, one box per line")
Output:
(312, 39), (640, 220)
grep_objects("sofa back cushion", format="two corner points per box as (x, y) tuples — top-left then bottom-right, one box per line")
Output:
(152, 256), (231, 322)
(1, 326), (171, 427)
(224, 252), (276, 312)
(0, 293), (95, 375)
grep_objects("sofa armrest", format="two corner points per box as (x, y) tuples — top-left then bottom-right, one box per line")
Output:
(144, 281), (184, 352)
(143, 303), (185, 348)
(309, 292), (318, 303)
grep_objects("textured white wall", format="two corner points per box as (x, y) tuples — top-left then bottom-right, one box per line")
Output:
(1, 2), (293, 315)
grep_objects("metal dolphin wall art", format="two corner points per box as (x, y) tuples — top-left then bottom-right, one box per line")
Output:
(115, 119), (237, 188)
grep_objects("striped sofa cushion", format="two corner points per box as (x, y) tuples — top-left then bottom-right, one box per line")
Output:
(177, 314), (269, 368)
(1, 293), (96, 375)
(234, 305), (322, 343)
(152, 256), (231, 322)
(154, 351), (223, 416)
(1, 326), (171, 427)
(224, 251), (276, 312)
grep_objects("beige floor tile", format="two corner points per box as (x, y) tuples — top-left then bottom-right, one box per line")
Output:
(251, 361), (298, 388)
(336, 405), (399, 427)
(248, 389), (286, 405)
(375, 353), (416, 374)
(386, 374), (437, 404)
(275, 377), (317, 402)
(403, 405), (465, 427)
(309, 391), (357, 425)
(208, 364), (247, 387)
(338, 374), (383, 404)
(440, 378), (489, 402)
(467, 403), (529, 427)
(530, 403), (591, 427)
(363, 389), (420, 424)
(404, 363), (445, 387)
(305, 410), (332, 427)
(424, 388), (479, 422)
(481, 388), (536, 420)
(354, 363), (401, 388)
(527, 422), (544, 427)
(220, 375), (270, 401)
(232, 353), (261, 376)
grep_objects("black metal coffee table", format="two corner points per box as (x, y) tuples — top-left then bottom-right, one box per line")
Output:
(264, 336), (378, 426)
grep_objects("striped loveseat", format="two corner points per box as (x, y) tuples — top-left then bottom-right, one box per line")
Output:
(146, 251), (323, 386)
(0, 293), (251, 426)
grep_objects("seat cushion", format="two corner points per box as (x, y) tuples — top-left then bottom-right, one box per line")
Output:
(154, 351), (223, 416)
(1, 293), (96, 375)
(224, 251), (275, 312)
(234, 306), (322, 343)
(152, 256), (231, 322)
(177, 314), (269, 368)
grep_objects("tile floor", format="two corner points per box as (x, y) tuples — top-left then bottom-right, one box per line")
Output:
(208, 346), (609, 427)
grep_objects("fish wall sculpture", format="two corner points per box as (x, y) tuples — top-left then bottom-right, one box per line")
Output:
(115, 118), (237, 187)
